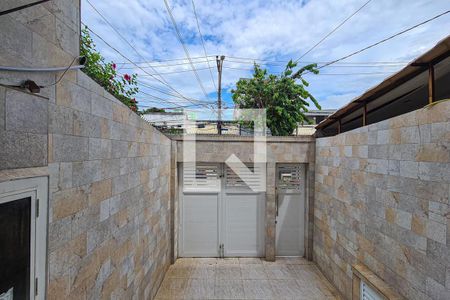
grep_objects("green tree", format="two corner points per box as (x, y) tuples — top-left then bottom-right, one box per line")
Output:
(80, 26), (139, 112)
(231, 61), (321, 136)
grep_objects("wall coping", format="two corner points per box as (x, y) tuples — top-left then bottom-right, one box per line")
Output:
(170, 134), (315, 143)
(0, 166), (49, 183)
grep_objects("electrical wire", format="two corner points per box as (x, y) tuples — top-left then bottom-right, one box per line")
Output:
(138, 89), (208, 108)
(116, 55), (217, 65)
(81, 23), (214, 109)
(119, 60), (211, 69)
(191, 0), (217, 90)
(295, 0), (373, 62)
(225, 55), (410, 65)
(119, 58), (408, 69)
(222, 66), (395, 76)
(315, 10), (450, 71)
(115, 70), (214, 105)
(163, 0), (211, 99)
(84, 0), (203, 107)
(137, 67), (212, 76)
(41, 56), (79, 87)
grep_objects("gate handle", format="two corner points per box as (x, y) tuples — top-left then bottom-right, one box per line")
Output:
(275, 195), (279, 217)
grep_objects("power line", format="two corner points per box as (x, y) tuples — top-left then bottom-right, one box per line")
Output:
(119, 60), (212, 69)
(163, 0), (210, 99)
(138, 90), (206, 108)
(83, 0), (207, 108)
(114, 70), (214, 106)
(222, 66), (394, 76)
(316, 10), (450, 70)
(136, 80), (215, 105)
(226, 55), (410, 65)
(116, 55), (217, 64)
(295, 0), (373, 62)
(191, 0), (217, 90)
(117, 56), (410, 67)
(81, 23), (214, 110)
(138, 67), (212, 76)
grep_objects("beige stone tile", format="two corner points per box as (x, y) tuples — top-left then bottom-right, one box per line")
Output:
(165, 265), (192, 278)
(216, 257), (239, 265)
(190, 265), (215, 279)
(195, 258), (219, 265)
(276, 257), (313, 265)
(154, 259), (341, 300)
(289, 264), (321, 280)
(240, 265), (268, 279)
(155, 278), (187, 299)
(270, 279), (304, 299)
(243, 280), (275, 299)
(239, 257), (263, 264)
(264, 265), (297, 279)
(184, 279), (215, 299)
(216, 264), (242, 280)
(213, 279), (245, 299)
(175, 258), (197, 267)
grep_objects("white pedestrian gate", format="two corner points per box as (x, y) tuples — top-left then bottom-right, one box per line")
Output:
(275, 164), (306, 256)
(179, 163), (265, 257)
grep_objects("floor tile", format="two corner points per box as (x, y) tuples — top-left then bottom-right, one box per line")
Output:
(239, 258), (263, 264)
(184, 278), (215, 299)
(155, 278), (188, 299)
(214, 279), (245, 299)
(240, 265), (267, 279)
(166, 265), (192, 278)
(216, 257), (239, 265)
(154, 258), (341, 300)
(264, 265), (297, 279)
(243, 280), (275, 299)
(215, 264), (242, 280)
(270, 279), (304, 299)
(190, 265), (215, 279)
(195, 258), (219, 265)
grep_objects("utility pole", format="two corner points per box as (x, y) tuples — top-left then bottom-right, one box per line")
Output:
(216, 55), (225, 134)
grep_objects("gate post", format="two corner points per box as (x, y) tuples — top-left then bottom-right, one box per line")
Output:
(265, 162), (276, 261)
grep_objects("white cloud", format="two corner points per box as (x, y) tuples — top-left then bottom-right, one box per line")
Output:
(81, 0), (450, 110)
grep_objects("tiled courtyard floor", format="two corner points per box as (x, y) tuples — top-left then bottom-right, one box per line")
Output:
(155, 257), (341, 299)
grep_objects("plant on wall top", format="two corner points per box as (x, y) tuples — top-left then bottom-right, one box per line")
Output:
(231, 61), (321, 136)
(80, 26), (139, 112)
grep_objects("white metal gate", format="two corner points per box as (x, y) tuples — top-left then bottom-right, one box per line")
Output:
(275, 164), (306, 256)
(179, 163), (265, 257)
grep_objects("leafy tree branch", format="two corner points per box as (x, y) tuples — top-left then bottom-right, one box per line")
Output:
(231, 61), (321, 136)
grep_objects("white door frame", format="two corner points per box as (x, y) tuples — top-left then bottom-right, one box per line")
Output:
(0, 176), (48, 300)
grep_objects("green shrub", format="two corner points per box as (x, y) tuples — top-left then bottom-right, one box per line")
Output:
(80, 26), (139, 112)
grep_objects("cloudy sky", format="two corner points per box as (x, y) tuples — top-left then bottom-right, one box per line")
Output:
(81, 0), (450, 114)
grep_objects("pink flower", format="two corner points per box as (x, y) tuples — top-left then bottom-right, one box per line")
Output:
(124, 74), (131, 82)
(112, 63), (116, 70)
(131, 98), (137, 103)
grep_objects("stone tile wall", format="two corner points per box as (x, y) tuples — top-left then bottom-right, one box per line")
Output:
(314, 100), (450, 300)
(0, 1), (173, 298)
(45, 72), (172, 299)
